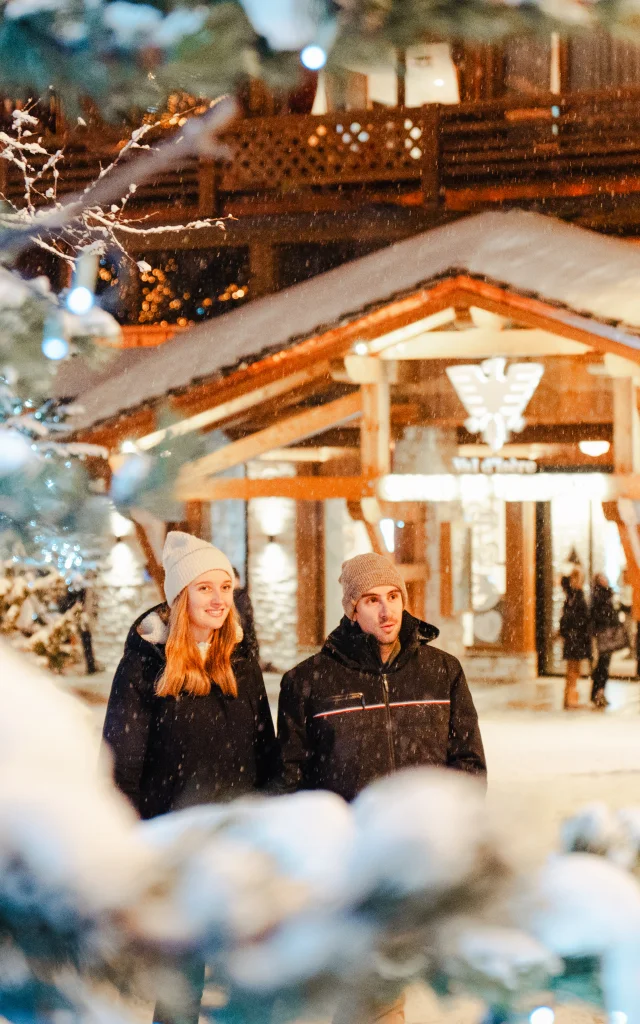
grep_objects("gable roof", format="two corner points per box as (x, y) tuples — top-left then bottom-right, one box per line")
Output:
(69, 209), (640, 434)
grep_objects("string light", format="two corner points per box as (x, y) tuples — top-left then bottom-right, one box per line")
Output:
(42, 314), (69, 361)
(66, 249), (98, 316)
(300, 43), (327, 70)
(530, 1008), (554, 1024)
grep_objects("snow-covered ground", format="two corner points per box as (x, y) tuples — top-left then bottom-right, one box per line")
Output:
(71, 670), (638, 1024)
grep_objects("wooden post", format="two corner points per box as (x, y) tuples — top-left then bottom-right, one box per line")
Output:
(613, 377), (640, 475)
(421, 104), (441, 210)
(296, 468), (325, 649)
(198, 159), (218, 217)
(249, 242), (278, 300)
(503, 502), (536, 655)
(439, 521), (453, 620)
(360, 362), (390, 480)
(185, 500), (210, 539)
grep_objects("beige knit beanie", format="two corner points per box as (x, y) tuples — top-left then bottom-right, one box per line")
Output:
(339, 552), (408, 619)
(163, 531), (233, 607)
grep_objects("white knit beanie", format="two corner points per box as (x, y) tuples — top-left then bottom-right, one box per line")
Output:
(162, 531), (233, 607)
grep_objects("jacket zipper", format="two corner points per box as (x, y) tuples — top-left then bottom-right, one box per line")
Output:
(381, 674), (396, 770)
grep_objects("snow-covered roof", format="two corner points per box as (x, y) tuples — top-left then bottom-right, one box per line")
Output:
(70, 209), (640, 433)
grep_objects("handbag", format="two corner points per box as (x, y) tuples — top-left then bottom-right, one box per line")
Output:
(596, 623), (628, 655)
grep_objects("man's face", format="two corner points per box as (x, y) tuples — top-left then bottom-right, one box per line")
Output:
(353, 585), (403, 647)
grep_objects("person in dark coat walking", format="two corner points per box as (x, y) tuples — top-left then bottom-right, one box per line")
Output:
(277, 552), (486, 803)
(103, 531), (278, 1024)
(559, 566), (591, 710)
(590, 573), (621, 709)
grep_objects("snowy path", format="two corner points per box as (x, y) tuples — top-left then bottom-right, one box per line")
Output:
(77, 672), (638, 1024)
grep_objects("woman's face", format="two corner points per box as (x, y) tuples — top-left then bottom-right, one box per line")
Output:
(186, 569), (233, 635)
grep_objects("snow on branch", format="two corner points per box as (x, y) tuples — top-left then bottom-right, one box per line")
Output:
(2, 636), (640, 1023)
(0, 96), (239, 262)
(0, 98), (237, 269)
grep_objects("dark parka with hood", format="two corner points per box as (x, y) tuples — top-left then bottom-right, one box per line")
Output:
(559, 582), (592, 661)
(103, 604), (279, 819)
(277, 611), (486, 802)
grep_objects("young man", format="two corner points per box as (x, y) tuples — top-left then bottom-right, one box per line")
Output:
(278, 552), (486, 802)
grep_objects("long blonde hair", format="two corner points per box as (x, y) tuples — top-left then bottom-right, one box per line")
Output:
(155, 588), (239, 698)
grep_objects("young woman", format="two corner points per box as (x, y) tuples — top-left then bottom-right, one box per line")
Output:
(103, 530), (278, 819)
(559, 566), (591, 710)
(103, 531), (278, 1024)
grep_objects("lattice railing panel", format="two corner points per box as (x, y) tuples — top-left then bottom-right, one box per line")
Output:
(218, 111), (427, 191)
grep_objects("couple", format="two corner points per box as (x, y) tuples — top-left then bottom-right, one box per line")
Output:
(560, 566), (625, 710)
(103, 530), (486, 1020)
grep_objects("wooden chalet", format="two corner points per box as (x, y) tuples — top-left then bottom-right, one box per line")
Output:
(71, 210), (640, 676)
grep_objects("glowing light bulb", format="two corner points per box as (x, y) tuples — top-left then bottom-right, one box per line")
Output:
(66, 285), (94, 316)
(42, 335), (69, 360)
(300, 44), (326, 70)
(530, 1008), (555, 1024)
(579, 440), (610, 457)
(42, 313), (69, 360)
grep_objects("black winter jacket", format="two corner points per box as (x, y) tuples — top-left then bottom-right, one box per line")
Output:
(102, 605), (279, 819)
(590, 583), (619, 637)
(559, 588), (591, 661)
(277, 611), (486, 801)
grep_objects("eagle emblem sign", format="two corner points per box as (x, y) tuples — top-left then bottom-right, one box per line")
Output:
(446, 357), (544, 452)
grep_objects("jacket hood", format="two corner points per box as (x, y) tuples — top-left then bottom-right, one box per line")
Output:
(323, 610), (439, 672)
(123, 603), (244, 658)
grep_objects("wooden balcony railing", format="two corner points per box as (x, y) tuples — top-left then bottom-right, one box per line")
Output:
(6, 87), (640, 220)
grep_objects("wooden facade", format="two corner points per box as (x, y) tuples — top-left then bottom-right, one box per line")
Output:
(72, 212), (640, 668)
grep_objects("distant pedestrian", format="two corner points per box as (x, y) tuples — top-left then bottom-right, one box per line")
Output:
(559, 567), (590, 710)
(590, 573), (626, 709)
(232, 566), (260, 661)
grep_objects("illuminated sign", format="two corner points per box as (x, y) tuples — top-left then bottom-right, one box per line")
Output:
(453, 456), (538, 475)
(446, 357), (544, 451)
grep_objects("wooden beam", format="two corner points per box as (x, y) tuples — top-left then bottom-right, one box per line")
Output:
(133, 521), (165, 594)
(360, 363), (391, 479)
(259, 445), (356, 463)
(177, 476), (375, 502)
(603, 500), (640, 619)
(378, 328), (591, 360)
(346, 496), (392, 557)
(183, 392), (362, 481)
(398, 562), (429, 583)
(137, 364), (332, 450)
(450, 277), (640, 364)
(613, 377), (640, 475)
